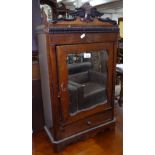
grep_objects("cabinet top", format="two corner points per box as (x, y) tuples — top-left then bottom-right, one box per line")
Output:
(37, 3), (119, 34)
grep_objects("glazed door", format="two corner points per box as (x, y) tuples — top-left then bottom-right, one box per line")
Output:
(56, 43), (114, 124)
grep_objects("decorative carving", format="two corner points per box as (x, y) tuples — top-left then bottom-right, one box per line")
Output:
(50, 2), (117, 25)
(69, 3), (103, 20)
(98, 18), (117, 25)
(39, 1), (117, 25)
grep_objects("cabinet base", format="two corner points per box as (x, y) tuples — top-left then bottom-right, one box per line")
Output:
(44, 119), (116, 152)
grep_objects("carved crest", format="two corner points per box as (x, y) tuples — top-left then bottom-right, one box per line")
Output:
(51, 2), (117, 25)
(69, 3), (103, 20)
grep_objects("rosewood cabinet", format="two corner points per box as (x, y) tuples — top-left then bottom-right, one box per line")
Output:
(37, 16), (119, 151)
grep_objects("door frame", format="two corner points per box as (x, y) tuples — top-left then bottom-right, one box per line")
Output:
(56, 42), (114, 125)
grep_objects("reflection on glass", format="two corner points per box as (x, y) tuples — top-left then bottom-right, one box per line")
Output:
(67, 50), (108, 115)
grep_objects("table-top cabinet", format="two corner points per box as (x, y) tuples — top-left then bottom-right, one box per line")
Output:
(37, 7), (119, 151)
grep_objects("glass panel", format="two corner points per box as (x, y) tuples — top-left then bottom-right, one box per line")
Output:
(67, 50), (109, 115)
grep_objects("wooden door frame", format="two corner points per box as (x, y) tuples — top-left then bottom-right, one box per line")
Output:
(56, 42), (114, 125)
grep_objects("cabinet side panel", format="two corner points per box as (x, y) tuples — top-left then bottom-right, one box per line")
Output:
(38, 34), (53, 128)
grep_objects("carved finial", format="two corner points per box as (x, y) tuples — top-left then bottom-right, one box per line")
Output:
(69, 2), (104, 21)
(81, 2), (92, 17)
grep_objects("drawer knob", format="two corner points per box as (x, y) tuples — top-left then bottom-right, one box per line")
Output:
(87, 120), (92, 125)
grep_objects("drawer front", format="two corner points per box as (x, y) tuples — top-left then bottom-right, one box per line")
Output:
(50, 33), (118, 45)
(58, 109), (113, 139)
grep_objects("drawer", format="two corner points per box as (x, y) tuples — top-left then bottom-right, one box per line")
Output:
(58, 108), (113, 139)
(49, 33), (118, 45)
